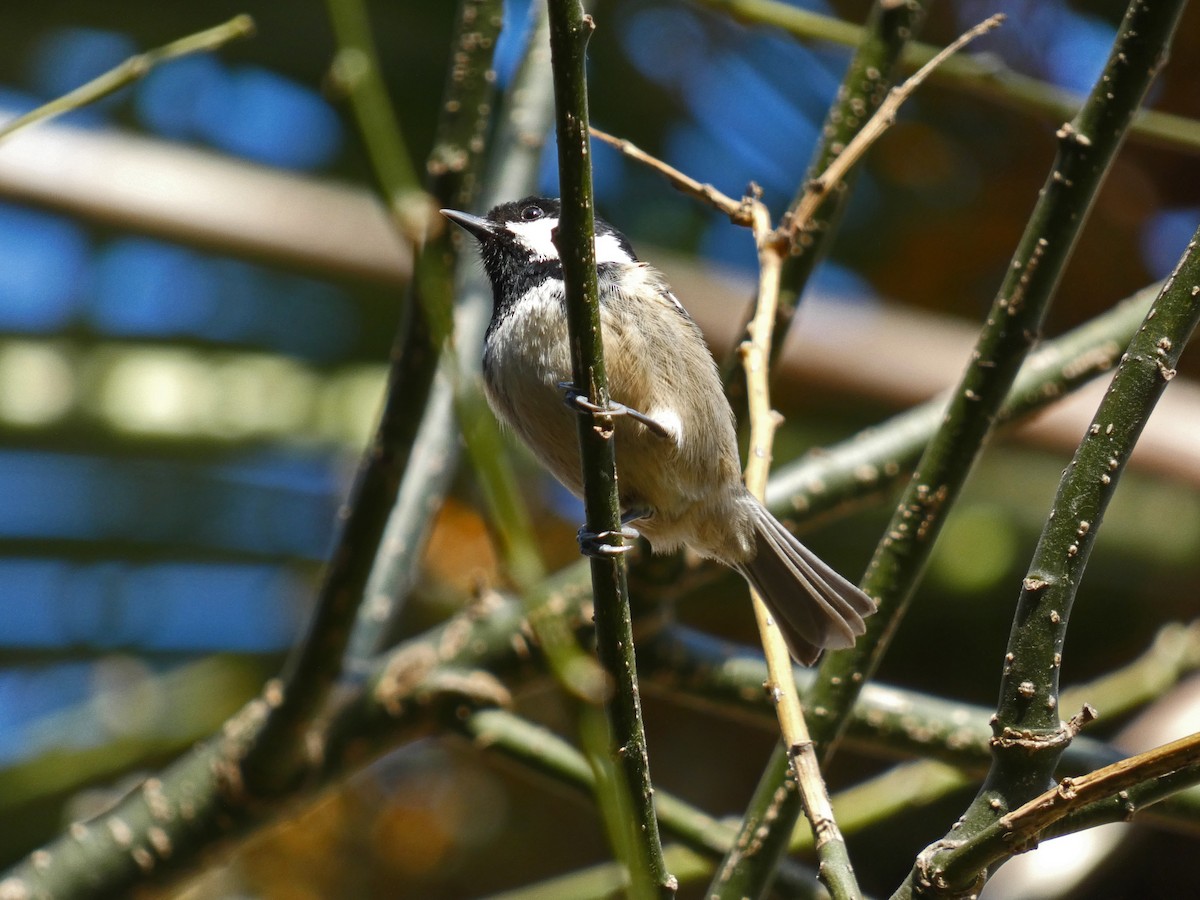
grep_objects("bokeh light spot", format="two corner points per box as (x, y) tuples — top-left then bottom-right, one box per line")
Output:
(88, 238), (217, 337)
(930, 505), (1019, 594)
(0, 205), (88, 331)
(1140, 207), (1200, 280)
(0, 340), (76, 426)
(195, 67), (343, 170)
(134, 54), (227, 140)
(96, 348), (217, 434)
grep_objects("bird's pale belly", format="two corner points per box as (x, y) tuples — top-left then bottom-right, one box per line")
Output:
(484, 350), (745, 558)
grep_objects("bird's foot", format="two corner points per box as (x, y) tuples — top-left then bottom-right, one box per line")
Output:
(577, 523), (641, 558)
(557, 381), (670, 439)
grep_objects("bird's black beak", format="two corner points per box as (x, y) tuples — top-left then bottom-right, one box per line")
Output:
(440, 208), (497, 242)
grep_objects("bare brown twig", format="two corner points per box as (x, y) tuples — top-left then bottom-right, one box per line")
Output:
(592, 15), (1005, 258)
(589, 126), (751, 224)
(779, 13), (1005, 244)
(596, 107), (863, 900)
(924, 729), (1200, 886)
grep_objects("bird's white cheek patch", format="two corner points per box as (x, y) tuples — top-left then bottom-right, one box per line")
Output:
(506, 218), (559, 261)
(505, 219), (636, 266)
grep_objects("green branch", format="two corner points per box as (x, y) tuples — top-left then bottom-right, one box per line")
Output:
(906, 222), (1200, 896)
(766, 284), (1158, 521)
(546, 1), (674, 895)
(643, 623), (1200, 787)
(348, 2), (551, 661)
(237, 0), (502, 797)
(807, 0), (1190, 770)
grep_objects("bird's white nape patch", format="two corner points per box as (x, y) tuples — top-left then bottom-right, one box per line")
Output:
(504, 217), (636, 265)
(595, 231), (636, 265)
(646, 407), (683, 444)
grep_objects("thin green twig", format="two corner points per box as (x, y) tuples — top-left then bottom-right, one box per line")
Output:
(325, 0), (427, 236)
(347, 0), (540, 662)
(0, 15), (255, 143)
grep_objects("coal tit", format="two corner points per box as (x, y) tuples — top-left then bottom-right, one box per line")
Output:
(442, 196), (875, 664)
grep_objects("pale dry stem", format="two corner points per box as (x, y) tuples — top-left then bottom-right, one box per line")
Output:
(740, 200), (854, 881)
(1001, 728), (1200, 842)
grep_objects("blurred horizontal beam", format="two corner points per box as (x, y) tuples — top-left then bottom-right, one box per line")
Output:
(1, 119), (1196, 486)
(0, 114), (411, 285)
(666, 260), (1200, 490)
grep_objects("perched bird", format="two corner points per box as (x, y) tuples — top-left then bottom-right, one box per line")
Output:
(441, 196), (875, 664)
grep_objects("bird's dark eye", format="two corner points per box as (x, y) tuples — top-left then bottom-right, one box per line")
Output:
(520, 205), (544, 222)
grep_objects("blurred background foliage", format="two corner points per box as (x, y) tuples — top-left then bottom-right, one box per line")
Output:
(1, 1), (1199, 897)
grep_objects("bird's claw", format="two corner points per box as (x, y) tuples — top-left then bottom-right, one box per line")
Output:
(557, 381), (670, 439)
(577, 524), (640, 558)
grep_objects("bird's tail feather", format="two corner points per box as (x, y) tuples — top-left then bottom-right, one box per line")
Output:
(735, 500), (875, 666)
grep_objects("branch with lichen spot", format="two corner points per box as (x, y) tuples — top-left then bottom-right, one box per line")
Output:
(806, 0), (1191, 775)
(901, 221), (1200, 896)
